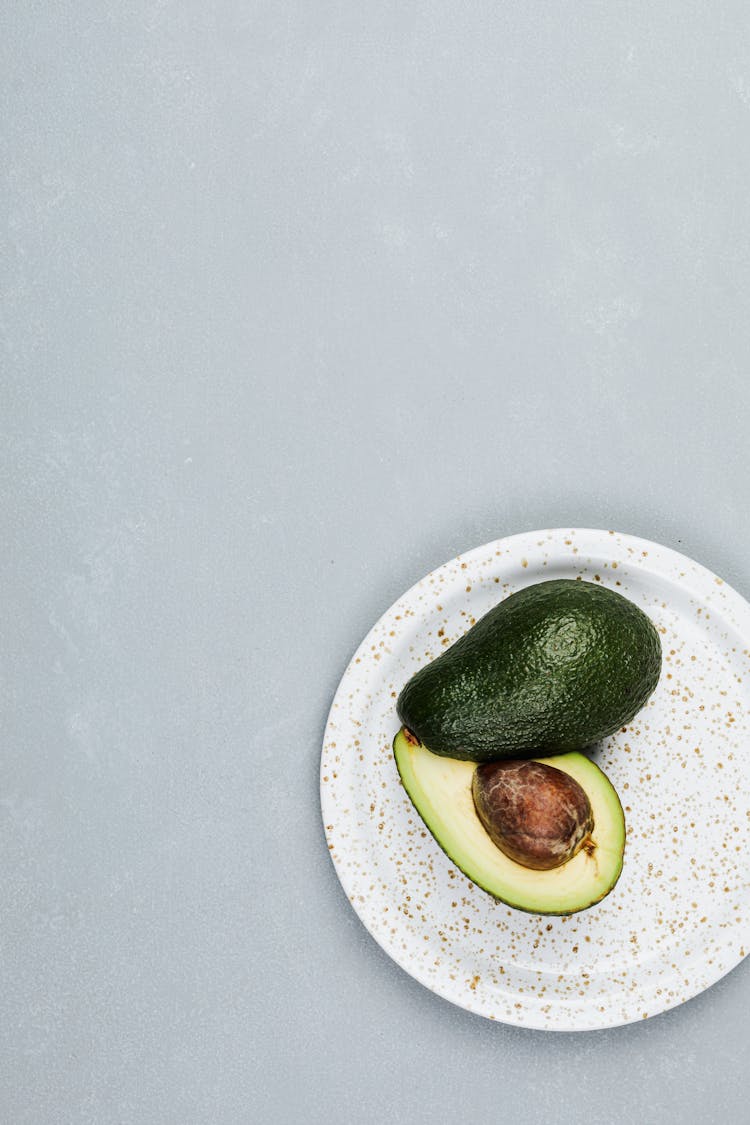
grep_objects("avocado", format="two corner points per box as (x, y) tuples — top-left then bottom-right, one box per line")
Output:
(397, 579), (661, 761)
(393, 728), (625, 915)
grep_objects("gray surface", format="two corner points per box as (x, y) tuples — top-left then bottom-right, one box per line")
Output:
(4, 2), (750, 1122)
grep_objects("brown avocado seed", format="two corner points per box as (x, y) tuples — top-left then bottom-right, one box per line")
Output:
(471, 760), (595, 870)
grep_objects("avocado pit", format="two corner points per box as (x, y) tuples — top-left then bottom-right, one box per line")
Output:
(471, 759), (595, 870)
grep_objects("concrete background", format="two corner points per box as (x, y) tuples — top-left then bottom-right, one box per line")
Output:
(4, 2), (750, 1122)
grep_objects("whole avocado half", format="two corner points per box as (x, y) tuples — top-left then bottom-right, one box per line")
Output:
(396, 579), (661, 761)
(393, 728), (626, 915)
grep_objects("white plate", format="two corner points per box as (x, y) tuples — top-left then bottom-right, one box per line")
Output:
(320, 529), (750, 1030)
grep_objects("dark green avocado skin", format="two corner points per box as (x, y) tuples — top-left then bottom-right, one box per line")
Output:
(396, 579), (661, 761)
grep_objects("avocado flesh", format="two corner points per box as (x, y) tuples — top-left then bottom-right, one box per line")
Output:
(393, 728), (625, 916)
(397, 579), (661, 762)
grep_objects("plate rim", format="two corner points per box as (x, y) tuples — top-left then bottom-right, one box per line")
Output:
(321, 527), (750, 1031)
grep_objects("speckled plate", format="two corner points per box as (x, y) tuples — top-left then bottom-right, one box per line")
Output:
(321, 529), (750, 1030)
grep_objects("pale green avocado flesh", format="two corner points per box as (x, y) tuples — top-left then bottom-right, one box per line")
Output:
(393, 728), (625, 916)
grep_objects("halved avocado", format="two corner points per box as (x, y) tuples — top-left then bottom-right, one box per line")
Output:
(393, 727), (625, 916)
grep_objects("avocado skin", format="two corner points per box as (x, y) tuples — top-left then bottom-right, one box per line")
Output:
(397, 579), (661, 762)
